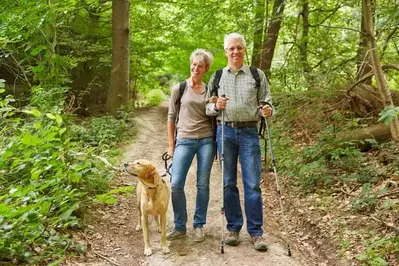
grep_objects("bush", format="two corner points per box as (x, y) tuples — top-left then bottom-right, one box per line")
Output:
(146, 89), (165, 106)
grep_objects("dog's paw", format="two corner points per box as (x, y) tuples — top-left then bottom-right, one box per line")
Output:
(135, 225), (142, 231)
(144, 247), (152, 256)
(162, 245), (170, 254)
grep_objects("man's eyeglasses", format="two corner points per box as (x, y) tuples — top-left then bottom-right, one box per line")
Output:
(226, 46), (244, 52)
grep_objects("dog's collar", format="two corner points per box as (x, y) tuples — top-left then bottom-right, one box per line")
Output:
(144, 179), (165, 189)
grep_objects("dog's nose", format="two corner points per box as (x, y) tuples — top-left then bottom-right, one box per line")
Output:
(123, 163), (128, 168)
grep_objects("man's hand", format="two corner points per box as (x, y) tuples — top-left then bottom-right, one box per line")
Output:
(216, 96), (229, 110)
(260, 105), (272, 118)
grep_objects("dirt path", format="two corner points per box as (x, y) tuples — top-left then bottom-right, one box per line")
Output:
(65, 102), (314, 266)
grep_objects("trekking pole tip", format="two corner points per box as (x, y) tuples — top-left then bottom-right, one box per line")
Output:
(287, 245), (292, 257)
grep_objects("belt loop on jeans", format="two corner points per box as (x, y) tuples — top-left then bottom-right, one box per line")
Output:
(217, 120), (258, 128)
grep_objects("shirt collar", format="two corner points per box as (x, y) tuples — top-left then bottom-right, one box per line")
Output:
(226, 65), (250, 74)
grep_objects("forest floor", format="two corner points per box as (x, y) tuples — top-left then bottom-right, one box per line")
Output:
(62, 101), (375, 266)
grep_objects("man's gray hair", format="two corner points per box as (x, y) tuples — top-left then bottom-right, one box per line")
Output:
(190, 49), (214, 70)
(224, 33), (246, 49)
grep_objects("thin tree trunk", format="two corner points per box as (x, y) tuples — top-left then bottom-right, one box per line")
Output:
(356, 2), (373, 83)
(260, 0), (286, 76)
(299, 0), (309, 76)
(363, 0), (399, 147)
(251, 0), (266, 67)
(107, 0), (130, 115)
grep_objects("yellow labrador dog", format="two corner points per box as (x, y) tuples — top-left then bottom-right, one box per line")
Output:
(124, 159), (170, 256)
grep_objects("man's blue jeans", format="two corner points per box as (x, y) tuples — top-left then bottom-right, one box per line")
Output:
(171, 137), (215, 232)
(217, 125), (263, 237)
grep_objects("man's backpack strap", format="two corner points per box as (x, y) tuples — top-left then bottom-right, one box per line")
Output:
(211, 69), (223, 96)
(249, 66), (261, 90)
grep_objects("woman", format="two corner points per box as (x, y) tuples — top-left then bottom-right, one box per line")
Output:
(166, 49), (214, 242)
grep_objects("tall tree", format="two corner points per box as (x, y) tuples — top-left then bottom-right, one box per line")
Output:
(363, 0), (399, 147)
(260, 0), (286, 76)
(107, 0), (130, 115)
(251, 0), (266, 68)
(299, 0), (309, 76)
(356, 1), (373, 84)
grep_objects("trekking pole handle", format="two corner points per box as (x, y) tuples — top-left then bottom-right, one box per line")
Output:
(259, 100), (266, 107)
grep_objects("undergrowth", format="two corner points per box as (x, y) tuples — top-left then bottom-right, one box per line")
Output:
(262, 90), (399, 265)
(0, 81), (134, 265)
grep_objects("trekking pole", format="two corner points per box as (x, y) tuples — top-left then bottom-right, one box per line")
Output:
(220, 94), (226, 254)
(259, 101), (292, 257)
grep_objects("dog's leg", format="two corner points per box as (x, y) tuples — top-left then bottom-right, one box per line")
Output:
(160, 213), (170, 254)
(136, 203), (142, 231)
(142, 214), (152, 256)
(154, 215), (161, 233)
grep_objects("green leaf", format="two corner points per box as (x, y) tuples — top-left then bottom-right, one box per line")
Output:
(20, 133), (40, 146)
(1, 150), (13, 160)
(60, 202), (80, 220)
(31, 45), (46, 56)
(31, 169), (42, 180)
(55, 114), (63, 126)
(59, 127), (67, 135)
(96, 194), (118, 205)
(46, 113), (56, 120)
(22, 109), (41, 117)
(0, 203), (11, 215)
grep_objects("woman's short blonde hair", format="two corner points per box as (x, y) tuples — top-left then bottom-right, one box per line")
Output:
(190, 49), (214, 71)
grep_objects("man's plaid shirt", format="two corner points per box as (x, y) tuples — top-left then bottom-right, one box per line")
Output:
(205, 65), (273, 122)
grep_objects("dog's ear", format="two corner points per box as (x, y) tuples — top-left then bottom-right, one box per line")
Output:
(144, 164), (159, 184)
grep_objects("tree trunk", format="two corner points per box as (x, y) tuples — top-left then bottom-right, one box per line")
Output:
(333, 124), (391, 151)
(363, 0), (399, 147)
(260, 0), (286, 76)
(356, 2), (373, 84)
(107, 0), (130, 115)
(299, 1), (310, 79)
(251, 0), (266, 68)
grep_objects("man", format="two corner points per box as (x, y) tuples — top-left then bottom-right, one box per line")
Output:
(205, 33), (273, 251)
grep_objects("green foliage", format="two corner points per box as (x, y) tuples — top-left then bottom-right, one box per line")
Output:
(350, 184), (378, 213)
(70, 116), (128, 147)
(378, 105), (399, 125)
(95, 186), (134, 205)
(145, 89), (166, 106)
(356, 236), (399, 266)
(0, 90), (114, 263)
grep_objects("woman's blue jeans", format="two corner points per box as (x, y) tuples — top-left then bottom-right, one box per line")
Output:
(217, 125), (264, 237)
(171, 137), (215, 232)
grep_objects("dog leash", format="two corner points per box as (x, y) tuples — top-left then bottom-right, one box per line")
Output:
(161, 152), (172, 181)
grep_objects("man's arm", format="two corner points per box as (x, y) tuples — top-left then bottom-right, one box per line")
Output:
(258, 70), (274, 117)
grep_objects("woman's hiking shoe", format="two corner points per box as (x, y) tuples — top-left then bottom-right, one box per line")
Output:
(166, 230), (186, 240)
(225, 231), (239, 246)
(250, 235), (268, 251)
(192, 228), (205, 242)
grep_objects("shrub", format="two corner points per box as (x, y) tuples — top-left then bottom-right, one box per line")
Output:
(146, 89), (165, 106)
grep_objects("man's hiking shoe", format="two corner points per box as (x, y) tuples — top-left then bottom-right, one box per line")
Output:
(225, 231), (239, 246)
(192, 228), (205, 242)
(250, 235), (268, 252)
(166, 230), (186, 240)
